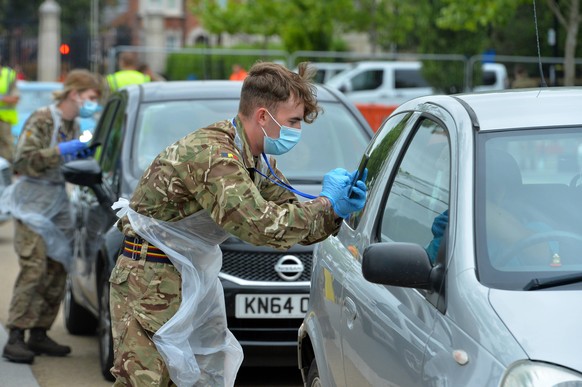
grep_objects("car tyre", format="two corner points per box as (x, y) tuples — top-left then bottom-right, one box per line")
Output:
(306, 359), (322, 387)
(64, 276), (98, 335)
(98, 266), (115, 381)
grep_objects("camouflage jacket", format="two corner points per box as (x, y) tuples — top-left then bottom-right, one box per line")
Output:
(119, 118), (341, 250)
(14, 106), (78, 180)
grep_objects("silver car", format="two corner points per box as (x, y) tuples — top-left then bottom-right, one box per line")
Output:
(298, 88), (582, 386)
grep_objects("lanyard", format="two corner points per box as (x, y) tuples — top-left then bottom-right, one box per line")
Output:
(231, 117), (317, 200)
(256, 152), (317, 200)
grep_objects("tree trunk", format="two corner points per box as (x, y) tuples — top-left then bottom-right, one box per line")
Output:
(564, 0), (580, 86)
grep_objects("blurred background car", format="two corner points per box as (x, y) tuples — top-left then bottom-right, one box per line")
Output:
(299, 88), (582, 386)
(61, 80), (373, 380)
(325, 61), (509, 106)
(294, 62), (354, 84)
(12, 81), (98, 143)
(11, 81), (62, 141)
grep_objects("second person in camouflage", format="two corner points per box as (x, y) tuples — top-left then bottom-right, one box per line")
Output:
(2, 69), (101, 364)
(109, 61), (368, 386)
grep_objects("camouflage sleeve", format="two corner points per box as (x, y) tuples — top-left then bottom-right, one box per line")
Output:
(173, 144), (340, 250)
(13, 108), (62, 176)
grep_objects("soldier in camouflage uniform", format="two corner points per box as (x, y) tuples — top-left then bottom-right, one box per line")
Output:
(2, 69), (101, 364)
(109, 61), (368, 386)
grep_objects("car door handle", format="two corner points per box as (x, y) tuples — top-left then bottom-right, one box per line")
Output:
(343, 297), (358, 329)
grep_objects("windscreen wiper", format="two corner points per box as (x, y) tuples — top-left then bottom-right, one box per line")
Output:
(524, 272), (582, 291)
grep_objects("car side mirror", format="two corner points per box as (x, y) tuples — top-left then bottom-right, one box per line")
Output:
(338, 84), (348, 93)
(61, 159), (113, 207)
(362, 242), (443, 291)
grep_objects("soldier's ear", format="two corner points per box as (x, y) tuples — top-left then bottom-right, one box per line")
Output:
(256, 108), (268, 126)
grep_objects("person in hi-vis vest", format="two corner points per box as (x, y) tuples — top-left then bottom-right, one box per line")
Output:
(0, 61), (19, 162)
(104, 51), (150, 99)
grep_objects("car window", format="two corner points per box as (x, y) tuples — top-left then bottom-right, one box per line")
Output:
(351, 69), (383, 91)
(100, 99), (124, 188)
(346, 112), (414, 229)
(481, 70), (497, 86)
(394, 69), (430, 89)
(276, 101), (371, 180)
(132, 99), (239, 175)
(476, 127), (582, 289)
(379, 118), (450, 256)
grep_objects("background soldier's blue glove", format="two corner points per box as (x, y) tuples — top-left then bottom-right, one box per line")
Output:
(320, 168), (352, 206)
(58, 140), (87, 156)
(333, 173), (368, 218)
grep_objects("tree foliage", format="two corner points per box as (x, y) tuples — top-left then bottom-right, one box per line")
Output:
(190, 0), (353, 51)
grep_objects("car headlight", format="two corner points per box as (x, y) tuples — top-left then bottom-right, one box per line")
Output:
(501, 360), (582, 386)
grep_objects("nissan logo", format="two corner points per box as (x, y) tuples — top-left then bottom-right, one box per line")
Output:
(274, 255), (304, 281)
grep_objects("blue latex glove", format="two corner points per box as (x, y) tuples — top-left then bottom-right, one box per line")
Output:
(333, 169), (368, 218)
(320, 168), (352, 206)
(431, 209), (449, 238)
(58, 139), (87, 156)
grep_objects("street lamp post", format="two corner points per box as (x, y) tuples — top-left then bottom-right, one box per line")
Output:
(89, 0), (102, 73)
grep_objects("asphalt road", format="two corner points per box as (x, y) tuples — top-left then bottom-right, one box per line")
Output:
(0, 219), (303, 386)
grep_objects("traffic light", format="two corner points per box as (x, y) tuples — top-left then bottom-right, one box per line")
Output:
(59, 43), (70, 56)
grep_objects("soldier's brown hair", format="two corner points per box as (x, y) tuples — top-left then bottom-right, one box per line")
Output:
(239, 61), (321, 124)
(53, 69), (101, 102)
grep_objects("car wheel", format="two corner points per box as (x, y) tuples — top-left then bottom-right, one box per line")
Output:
(98, 267), (115, 381)
(306, 359), (322, 387)
(63, 276), (98, 335)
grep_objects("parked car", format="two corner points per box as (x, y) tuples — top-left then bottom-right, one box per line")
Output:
(12, 81), (63, 140)
(61, 80), (373, 380)
(298, 88), (582, 386)
(12, 81), (97, 142)
(325, 60), (508, 106)
(294, 63), (355, 84)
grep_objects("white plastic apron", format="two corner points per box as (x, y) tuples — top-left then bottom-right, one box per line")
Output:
(113, 198), (244, 386)
(0, 104), (78, 271)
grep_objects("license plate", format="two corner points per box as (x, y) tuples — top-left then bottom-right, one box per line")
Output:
(235, 294), (309, 319)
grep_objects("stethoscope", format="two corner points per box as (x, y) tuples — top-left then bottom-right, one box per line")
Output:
(232, 117), (317, 200)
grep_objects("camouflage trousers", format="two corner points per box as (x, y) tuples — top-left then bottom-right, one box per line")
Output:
(7, 220), (67, 330)
(0, 119), (14, 163)
(109, 252), (181, 387)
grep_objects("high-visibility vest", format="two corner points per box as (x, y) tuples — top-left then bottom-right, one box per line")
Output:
(106, 70), (150, 91)
(0, 67), (18, 125)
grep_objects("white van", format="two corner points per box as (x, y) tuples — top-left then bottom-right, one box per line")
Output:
(325, 60), (508, 106)
(293, 62), (354, 84)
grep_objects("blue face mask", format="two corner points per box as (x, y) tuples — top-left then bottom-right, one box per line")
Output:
(79, 100), (100, 118)
(262, 110), (301, 155)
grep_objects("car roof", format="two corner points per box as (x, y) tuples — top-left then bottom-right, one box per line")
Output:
(398, 87), (582, 131)
(123, 80), (340, 103)
(16, 80), (63, 91)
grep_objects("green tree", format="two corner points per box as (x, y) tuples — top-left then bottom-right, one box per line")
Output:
(190, 0), (352, 52)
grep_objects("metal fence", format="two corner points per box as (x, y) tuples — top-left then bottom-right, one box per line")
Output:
(109, 45), (582, 90)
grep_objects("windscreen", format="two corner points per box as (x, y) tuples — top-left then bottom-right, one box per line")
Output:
(275, 101), (371, 181)
(132, 99), (239, 174)
(476, 127), (582, 290)
(132, 99), (370, 182)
